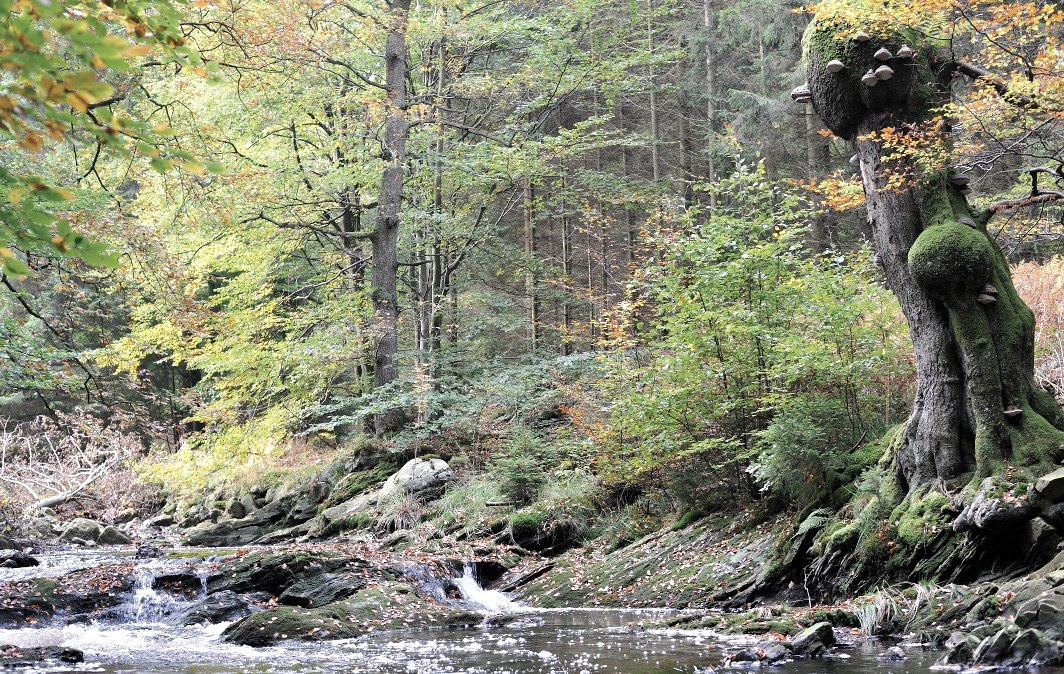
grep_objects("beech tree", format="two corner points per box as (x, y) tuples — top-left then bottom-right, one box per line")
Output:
(799, 0), (1064, 494)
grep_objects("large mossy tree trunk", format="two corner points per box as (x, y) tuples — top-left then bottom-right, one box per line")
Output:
(803, 11), (1064, 496)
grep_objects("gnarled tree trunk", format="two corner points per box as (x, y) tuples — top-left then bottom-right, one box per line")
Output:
(803, 10), (1064, 495)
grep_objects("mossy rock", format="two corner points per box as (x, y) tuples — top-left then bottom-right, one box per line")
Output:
(221, 582), (480, 645)
(908, 222), (994, 296)
(323, 462), (396, 509)
(321, 513), (372, 538)
(207, 551), (341, 595)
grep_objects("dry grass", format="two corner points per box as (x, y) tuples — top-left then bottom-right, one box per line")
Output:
(1013, 257), (1064, 401)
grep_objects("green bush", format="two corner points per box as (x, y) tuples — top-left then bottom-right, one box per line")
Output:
(751, 397), (860, 506)
(493, 425), (550, 505)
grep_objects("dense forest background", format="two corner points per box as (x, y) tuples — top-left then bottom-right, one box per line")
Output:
(0, 0), (1061, 544)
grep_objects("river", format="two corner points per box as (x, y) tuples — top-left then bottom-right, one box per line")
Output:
(0, 551), (946, 673)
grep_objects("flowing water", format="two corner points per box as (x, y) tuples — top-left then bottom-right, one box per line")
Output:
(0, 553), (949, 673)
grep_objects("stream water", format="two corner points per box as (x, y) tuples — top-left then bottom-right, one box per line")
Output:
(0, 553), (950, 673)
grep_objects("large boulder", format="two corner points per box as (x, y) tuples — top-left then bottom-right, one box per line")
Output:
(789, 621), (835, 656)
(319, 492), (378, 526)
(58, 519), (103, 544)
(278, 572), (365, 608)
(97, 526), (132, 545)
(378, 458), (453, 503)
(222, 582), (479, 646)
(206, 551), (343, 595)
(182, 519), (266, 547)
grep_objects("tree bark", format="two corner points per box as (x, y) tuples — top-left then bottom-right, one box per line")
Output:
(524, 178), (540, 354)
(803, 10), (1064, 494)
(370, 0), (410, 432)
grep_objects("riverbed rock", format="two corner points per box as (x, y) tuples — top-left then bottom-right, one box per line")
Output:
(880, 646), (905, 661)
(1037, 467), (1064, 503)
(726, 642), (790, 666)
(0, 563), (137, 627)
(183, 590), (253, 625)
(967, 623), (1064, 668)
(207, 550), (343, 595)
(277, 572), (365, 608)
(0, 645), (83, 666)
(378, 458), (453, 503)
(937, 631), (980, 666)
(0, 535), (17, 550)
(789, 621), (835, 656)
(221, 581), (480, 646)
(0, 550), (38, 568)
(58, 518), (103, 544)
(97, 525), (132, 545)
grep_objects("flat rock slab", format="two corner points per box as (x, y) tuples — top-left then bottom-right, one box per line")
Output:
(0, 645), (83, 666)
(1038, 468), (1064, 503)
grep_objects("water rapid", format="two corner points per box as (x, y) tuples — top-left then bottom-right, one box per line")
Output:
(0, 552), (953, 673)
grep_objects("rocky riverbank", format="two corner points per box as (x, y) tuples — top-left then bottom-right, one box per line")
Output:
(8, 451), (1064, 670)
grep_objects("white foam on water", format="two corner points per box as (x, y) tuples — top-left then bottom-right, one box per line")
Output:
(453, 563), (525, 613)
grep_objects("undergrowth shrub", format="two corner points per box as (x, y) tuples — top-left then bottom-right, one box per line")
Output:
(596, 163), (914, 511)
(752, 396), (881, 507)
(492, 424), (551, 505)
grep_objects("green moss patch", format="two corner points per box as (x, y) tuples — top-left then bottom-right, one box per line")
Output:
(908, 222), (994, 296)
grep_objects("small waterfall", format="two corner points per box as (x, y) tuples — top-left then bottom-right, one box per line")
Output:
(453, 563), (523, 613)
(122, 564), (199, 625)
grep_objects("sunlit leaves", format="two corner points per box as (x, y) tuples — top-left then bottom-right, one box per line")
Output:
(0, 0), (195, 272)
(598, 164), (913, 488)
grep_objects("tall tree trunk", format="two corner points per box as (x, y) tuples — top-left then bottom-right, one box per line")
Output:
(702, 0), (717, 206)
(803, 10), (1064, 498)
(561, 196), (573, 356)
(618, 104), (637, 267)
(524, 179), (540, 354)
(647, 0), (661, 184)
(371, 0), (410, 432)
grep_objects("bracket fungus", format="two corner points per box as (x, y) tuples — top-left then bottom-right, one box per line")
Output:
(790, 85), (812, 103)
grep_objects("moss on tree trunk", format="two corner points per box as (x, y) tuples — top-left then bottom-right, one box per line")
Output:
(802, 8), (1064, 495)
